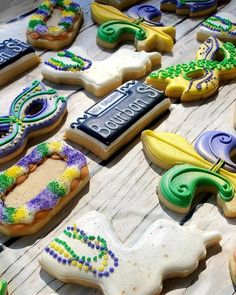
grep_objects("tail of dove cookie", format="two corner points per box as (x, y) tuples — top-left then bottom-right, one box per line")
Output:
(0, 280), (7, 295)
(230, 249), (236, 285)
(146, 36), (236, 102)
(141, 130), (236, 217)
(39, 211), (221, 295)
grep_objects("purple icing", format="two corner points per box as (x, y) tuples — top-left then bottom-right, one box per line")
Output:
(195, 130), (236, 172)
(27, 190), (58, 212)
(62, 145), (86, 169)
(127, 4), (163, 26)
(160, 0), (217, 13)
(35, 24), (48, 34)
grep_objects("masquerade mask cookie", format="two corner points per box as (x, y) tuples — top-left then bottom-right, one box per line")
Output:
(142, 130), (236, 217)
(27, 0), (83, 50)
(0, 80), (67, 164)
(91, 3), (175, 52)
(0, 142), (89, 237)
(197, 12), (236, 44)
(95, 0), (142, 10)
(146, 37), (236, 102)
(0, 281), (7, 295)
(0, 39), (40, 88)
(230, 249), (236, 285)
(42, 48), (162, 97)
(161, 0), (217, 17)
(65, 80), (170, 160)
(39, 211), (221, 295)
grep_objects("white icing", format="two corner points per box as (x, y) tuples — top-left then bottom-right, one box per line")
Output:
(42, 48), (161, 94)
(39, 211), (221, 295)
(198, 12), (236, 40)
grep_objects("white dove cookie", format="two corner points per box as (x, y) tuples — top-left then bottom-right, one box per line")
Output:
(42, 47), (161, 97)
(197, 12), (236, 43)
(39, 211), (221, 295)
(65, 80), (170, 160)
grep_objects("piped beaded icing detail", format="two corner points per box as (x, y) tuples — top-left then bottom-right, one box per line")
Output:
(0, 80), (67, 159)
(0, 142), (87, 225)
(45, 50), (92, 72)
(45, 225), (119, 277)
(28, 0), (81, 37)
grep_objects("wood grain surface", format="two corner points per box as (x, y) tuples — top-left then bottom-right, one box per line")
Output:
(0, 0), (236, 294)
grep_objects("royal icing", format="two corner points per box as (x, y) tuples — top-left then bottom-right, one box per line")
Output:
(66, 81), (170, 159)
(127, 4), (163, 26)
(91, 3), (176, 52)
(0, 281), (7, 295)
(161, 0), (217, 16)
(0, 142), (87, 225)
(39, 211), (221, 295)
(195, 131), (236, 172)
(27, 0), (82, 38)
(42, 48), (162, 97)
(95, 0), (142, 10)
(197, 12), (236, 43)
(0, 80), (67, 161)
(141, 130), (236, 217)
(147, 37), (236, 102)
(0, 39), (35, 69)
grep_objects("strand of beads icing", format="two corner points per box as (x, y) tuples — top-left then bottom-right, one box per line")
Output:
(28, 0), (81, 37)
(45, 225), (119, 277)
(45, 50), (93, 72)
(0, 142), (87, 225)
(202, 15), (236, 35)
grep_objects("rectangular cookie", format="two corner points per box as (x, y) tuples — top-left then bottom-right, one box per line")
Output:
(0, 38), (40, 87)
(65, 80), (170, 160)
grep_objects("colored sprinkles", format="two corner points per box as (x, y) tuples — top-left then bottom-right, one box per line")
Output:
(0, 142), (87, 225)
(45, 225), (119, 277)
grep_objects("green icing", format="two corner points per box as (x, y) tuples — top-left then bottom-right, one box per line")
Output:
(159, 164), (234, 208)
(28, 19), (45, 30)
(0, 281), (7, 295)
(37, 142), (50, 158)
(3, 207), (16, 224)
(98, 20), (147, 44)
(47, 180), (67, 197)
(0, 173), (14, 193)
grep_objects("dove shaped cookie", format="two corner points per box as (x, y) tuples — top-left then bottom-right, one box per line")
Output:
(147, 37), (236, 102)
(0, 142), (89, 237)
(91, 3), (175, 52)
(197, 12), (236, 43)
(42, 48), (161, 97)
(142, 130), (236, 217)
(0, 80), (67, 164)
(39, 211), (221, 295)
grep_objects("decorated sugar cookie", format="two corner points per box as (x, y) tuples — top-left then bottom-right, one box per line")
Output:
(161, 0), (217, 17)
(91, 3), (176, 52)
(0, 80), (67, 164)
(0, 281), (7, 295)
(127, 4), (163, 26)
(0, 39), (40, 88)
(42, 48), (162, 97)
(147, 37), (236, 102)
(95, 0), (142, 10)
(27, 0), (83, 50)
(39, 210), (221, 295)
(230, 249), (236, 285)
(197, 12), (236, 44)
(142, 130), (236, 217)
(65, 80), (170, 160)
(0, 142), (89, 237)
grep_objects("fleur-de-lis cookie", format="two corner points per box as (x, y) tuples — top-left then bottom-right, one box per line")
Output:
(161, 0), (217, 17)
(91, 3), (176, 52)
(142, 130), (236, 217)
(0, 80), (67, 164)
(39, 211), (221, 295)
(147, 37), (236, 102)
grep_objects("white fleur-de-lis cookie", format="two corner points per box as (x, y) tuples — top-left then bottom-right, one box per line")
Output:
(39, 211), (221, 295)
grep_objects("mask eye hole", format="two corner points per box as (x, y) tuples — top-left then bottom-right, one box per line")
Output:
(186, 69), (205, 80)
(25, 100), (45, 117)
(0, 127), (9, 138)
(213, 48), (225, 62)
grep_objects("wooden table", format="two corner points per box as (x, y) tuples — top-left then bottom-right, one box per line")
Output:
(0, 0), (236, 294)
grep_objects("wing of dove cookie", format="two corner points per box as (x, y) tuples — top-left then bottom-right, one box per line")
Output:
(39, 211), (221, 295)
(141, 130), (236, 217)
(95, 0), (142, 10)
(0, 80), (67, 164)
(26, 0), (83, 50)
(161, 0), (217, 17)
(230, 249), (236, 285)
(147, 36), (236, 102)
(0, 281), (7, 295)
(65, 80), (170, 160)
(0, 39), (40, 88)
(42, 47), (162, 97)
(91, 3), (176, 52)
(0, 142), (89, 237)
(197, 12), (236, 43)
